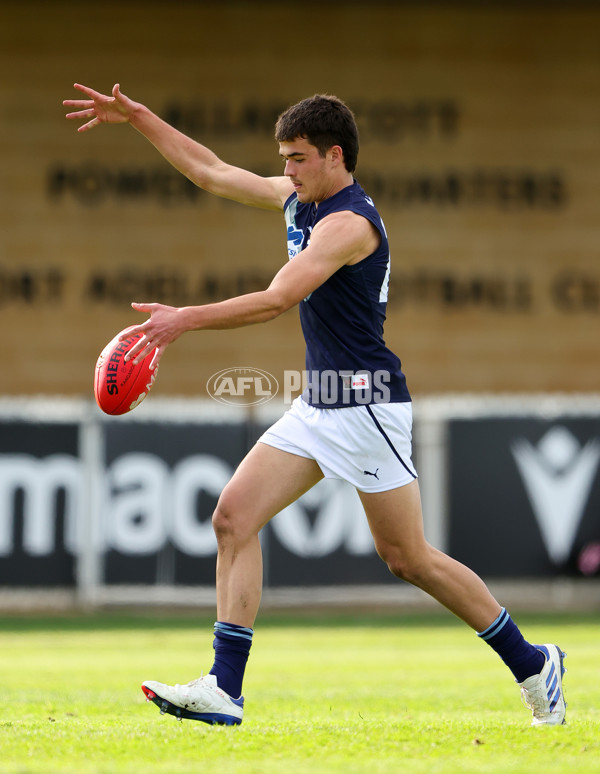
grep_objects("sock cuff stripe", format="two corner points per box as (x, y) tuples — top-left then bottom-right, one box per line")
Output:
(214, 622), (254, 641)
(477, 607), (509, 640)
(214, 629), (253, 642)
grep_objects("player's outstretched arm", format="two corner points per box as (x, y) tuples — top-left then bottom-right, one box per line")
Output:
(63, 83), (291, 210)
(122, 211), (379, 364)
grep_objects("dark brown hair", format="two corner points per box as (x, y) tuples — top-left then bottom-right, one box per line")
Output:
(275, 94), (359, 173)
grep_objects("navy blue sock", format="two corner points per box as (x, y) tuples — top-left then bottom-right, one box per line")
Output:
(477, 608), (545, 683)
(209, 621), (253, 698)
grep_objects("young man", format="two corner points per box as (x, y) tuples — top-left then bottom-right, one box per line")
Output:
(64, 84), (566, 727)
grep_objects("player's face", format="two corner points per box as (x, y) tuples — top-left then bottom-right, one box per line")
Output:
(279, 137), (337, 204)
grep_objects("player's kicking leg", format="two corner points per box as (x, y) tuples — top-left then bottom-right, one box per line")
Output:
(142, 442), (324, 725)
(358, 480), (567, 726)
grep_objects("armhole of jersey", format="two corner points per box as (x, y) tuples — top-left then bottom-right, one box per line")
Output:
(283, 192), (296, 212)
(350, 209), (391, 304)
(379, 259), (391, 303)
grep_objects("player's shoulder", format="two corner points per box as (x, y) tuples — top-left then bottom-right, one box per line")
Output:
(319, 183), (381, 229)
(324, 180), (378, 213)
(316, 208), (369, 230)
(311, 209), (380, 261)
(348, 181), (379, 213)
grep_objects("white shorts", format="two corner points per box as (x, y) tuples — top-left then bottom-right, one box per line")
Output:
(258, 396), (418, 493)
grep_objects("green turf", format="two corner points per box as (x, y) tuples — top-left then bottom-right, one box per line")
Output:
(0, 610), (598, 773)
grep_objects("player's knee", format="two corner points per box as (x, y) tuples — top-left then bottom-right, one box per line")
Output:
(212, 492), (240, 543)
(385, 556), (417, 583)
(212, 486), (253, 546)
(378, 546), (430, 586)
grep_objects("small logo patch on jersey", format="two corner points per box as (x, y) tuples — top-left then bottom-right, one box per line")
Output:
(342, 373), (370, 390)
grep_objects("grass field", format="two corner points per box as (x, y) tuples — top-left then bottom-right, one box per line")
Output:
(0, 609), (598, 774)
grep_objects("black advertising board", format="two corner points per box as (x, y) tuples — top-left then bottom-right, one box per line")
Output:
(102, 420), (248, 585)
(102, 419), (392, 587)
(0, 421), (79, 586)
(0, 412), (391, 589)
(3, 408), (599, 591)
(448, 417), (600, 578)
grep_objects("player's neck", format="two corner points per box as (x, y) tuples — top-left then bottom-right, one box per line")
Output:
(315, 173), (354, 207)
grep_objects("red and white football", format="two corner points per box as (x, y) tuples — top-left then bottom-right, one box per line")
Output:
(94, 326), (158, 415)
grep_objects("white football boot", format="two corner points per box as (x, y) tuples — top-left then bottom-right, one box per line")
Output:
(519, 644), (567, 726)
(142, 674), (244, 726)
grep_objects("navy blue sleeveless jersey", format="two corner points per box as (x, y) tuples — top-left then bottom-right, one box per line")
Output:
(284, 180), (410, 408)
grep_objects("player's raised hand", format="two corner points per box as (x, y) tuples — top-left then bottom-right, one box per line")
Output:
(63, 83), (138, 132)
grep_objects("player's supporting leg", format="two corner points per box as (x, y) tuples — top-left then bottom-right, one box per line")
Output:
(212, 442), (324, 626)
(358, 480), (566, 725)
(142, 443), (324, 724)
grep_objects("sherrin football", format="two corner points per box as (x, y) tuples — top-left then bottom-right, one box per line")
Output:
(94, 326), (158, 415)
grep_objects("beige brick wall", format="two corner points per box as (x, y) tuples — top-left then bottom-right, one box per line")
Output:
(2, 2), (599, 396)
